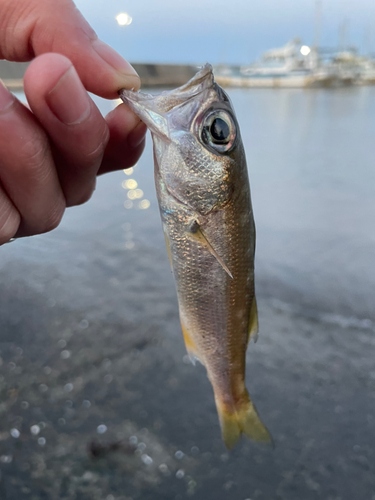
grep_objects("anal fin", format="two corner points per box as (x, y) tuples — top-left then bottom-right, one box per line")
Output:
(181, 321), (201, 366)
(188, 220), (233, 279)
(248, 297), (259, 343)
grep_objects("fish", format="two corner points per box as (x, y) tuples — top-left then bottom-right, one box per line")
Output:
(120, 64), (271, 449)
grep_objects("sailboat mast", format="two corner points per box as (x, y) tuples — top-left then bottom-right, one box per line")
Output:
(313, 0), (322, 49)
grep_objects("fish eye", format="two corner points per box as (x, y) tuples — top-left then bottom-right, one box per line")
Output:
(200, 110), (236, 153)
(210, 118), (230, 142)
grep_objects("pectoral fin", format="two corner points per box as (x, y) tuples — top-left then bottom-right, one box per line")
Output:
(188, 221), (233, 279)
(248, 297), (259, 343)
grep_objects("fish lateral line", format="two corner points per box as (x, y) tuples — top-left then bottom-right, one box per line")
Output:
(188, 220), (233, 279)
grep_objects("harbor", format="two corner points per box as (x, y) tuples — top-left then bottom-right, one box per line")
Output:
(214, 38), (375, 88)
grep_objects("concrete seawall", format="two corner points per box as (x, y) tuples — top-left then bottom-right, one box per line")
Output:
(0, 60), (198, 90)
(0, 60), (29, 90)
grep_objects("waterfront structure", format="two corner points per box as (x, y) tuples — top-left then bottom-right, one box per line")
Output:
(215, 39), (341, 88)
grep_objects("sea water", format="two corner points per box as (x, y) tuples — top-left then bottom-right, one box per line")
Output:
(1, 85), (374, 500)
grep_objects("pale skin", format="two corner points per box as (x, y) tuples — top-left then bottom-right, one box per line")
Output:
(0, 0), (147, 245)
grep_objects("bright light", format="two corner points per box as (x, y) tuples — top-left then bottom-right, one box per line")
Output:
(116, 12), (132, 26)
(139, 199), (150, 210)
(127, 190), (137, 200)
(300, 45), (311, 56)
(124, 179), (138, 189)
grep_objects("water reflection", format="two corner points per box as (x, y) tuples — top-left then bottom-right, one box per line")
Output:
(123, 179), (138, 189)
(139, 199), (151, 209)
(120, 164), (151, 249)
(121, 166), (150, 210)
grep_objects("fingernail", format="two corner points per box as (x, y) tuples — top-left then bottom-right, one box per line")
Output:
(47, 66), (91, 125)
(92, 40), (141, 90)
(127, 120), (147, 148)
(0, 79), (15, 112)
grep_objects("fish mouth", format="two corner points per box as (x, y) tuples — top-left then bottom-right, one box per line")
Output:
(120, 64), (232, 214)
(119, 63), (215, 115)
(119, 64), (218, 140)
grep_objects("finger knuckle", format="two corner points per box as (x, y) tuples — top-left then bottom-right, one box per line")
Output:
(40, 199), (65, 233)
(0, 206), (20, 245)
(76, 189), (94, 206)
(0, 1), (36, 60)
(66, 180), (96, 208)
(84, 123), (110, 160)
(19, 135), (51, 181)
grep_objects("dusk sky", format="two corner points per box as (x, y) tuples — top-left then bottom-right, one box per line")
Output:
(76, 0), (375, 65)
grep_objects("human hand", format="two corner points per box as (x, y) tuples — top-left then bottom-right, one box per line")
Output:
(0, 0), (147, 244)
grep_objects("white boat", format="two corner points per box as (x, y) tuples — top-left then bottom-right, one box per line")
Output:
(328, 51), (361, 85)
(358, 59), (375, 84)
(326, 50), (375, 85)
(215, 39), (340, 88)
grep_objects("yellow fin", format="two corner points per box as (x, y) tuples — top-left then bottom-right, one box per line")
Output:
(248, 297), (259, 343)
(181, 322), (201, 365)
(215, 390), (272, 449)
(188, 221), (233, 279)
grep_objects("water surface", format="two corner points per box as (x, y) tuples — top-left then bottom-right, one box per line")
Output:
(0, 86), (374, 500)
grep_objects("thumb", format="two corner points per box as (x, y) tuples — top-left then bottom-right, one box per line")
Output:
(0, 0), (140, 98)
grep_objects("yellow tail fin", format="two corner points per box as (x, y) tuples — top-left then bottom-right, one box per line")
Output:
(215, 390), (272, 449)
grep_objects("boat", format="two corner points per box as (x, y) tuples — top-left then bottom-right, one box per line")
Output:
(214, 39), (340, 88)
(326, 49), (375, 85)
(357, 58), (375, 84)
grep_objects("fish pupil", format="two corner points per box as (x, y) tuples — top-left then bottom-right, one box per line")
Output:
(210, 118), (230, 143)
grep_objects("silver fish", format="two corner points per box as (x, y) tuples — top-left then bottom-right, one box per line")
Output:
(120, 64), (270, 449)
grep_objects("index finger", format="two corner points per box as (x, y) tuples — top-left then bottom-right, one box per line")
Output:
(0, 0), (140, 98)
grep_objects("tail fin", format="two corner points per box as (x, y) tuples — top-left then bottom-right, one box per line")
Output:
(215, 390), (272, 449)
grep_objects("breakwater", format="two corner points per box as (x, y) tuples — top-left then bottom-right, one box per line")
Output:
(0, 60), (198, 90)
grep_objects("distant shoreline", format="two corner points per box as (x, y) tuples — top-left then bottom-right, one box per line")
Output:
(0, 61), (199, 89)
(3, 60), (374, 91)
(2, 79), (24, 91)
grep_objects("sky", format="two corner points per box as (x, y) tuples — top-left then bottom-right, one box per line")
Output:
(76, 0), (375, 65)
